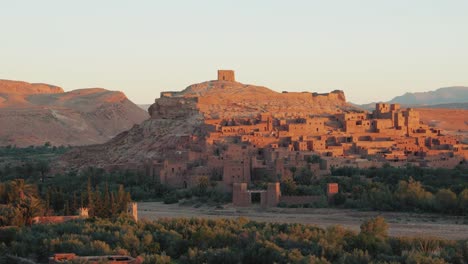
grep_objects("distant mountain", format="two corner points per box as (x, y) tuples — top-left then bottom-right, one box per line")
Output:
(355, 86), (468, 110)
(0, 79), (149, 147)
(138, 104), (151, 111)
(389, 86), (468, 105)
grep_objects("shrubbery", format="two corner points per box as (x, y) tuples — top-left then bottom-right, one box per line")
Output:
(1, 217), (466, 264)
(328, 165), (468, 215)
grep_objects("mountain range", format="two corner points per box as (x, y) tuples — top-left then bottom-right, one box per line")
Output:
(356, 86), (468, 110)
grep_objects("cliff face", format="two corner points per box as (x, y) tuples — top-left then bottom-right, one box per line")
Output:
(0, 80), (64, 95)
(0, 80), (148, 146)
(59, 78), (356, 169)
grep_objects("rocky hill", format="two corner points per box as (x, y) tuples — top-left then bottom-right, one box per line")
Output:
(58, 75), (358, 169)
(0, 80), (149, 146)
(149, 80), (353, 119)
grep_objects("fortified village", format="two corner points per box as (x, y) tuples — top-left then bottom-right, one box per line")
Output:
(64, 70), (468, 207)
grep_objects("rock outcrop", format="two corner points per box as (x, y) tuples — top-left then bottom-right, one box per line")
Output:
(149, 81), (351, 119)
(0, 80), (149, 146)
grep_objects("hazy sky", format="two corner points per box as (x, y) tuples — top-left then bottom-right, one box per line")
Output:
(1, 1), (467, 104)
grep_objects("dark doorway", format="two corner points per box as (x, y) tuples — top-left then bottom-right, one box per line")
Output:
(251, 193), (261, 204)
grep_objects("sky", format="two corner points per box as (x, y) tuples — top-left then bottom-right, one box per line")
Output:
(1, 1), (467, 104)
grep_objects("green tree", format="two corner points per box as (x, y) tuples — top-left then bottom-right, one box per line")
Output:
(6, 179), (36, 203)
(434, 189), (457, 213)
(294, 168), (313, 185)
(86, 177), (94, 216)
(36, 160), (50, 182)
(457, 189), (468, 215)
(395, 177), (433, 210)
(4, 180), (44, 226)
(197, 176), (210, 195)
(281, 178), (297, 195)
(360, 216), (388, 240)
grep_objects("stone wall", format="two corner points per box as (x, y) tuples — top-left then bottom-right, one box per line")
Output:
(233, 182), (281, 207)
(148, 97), (199, 119)
(232, 183), (250, 206)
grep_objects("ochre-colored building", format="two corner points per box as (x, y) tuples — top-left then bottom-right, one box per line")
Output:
(138, 71), (468, 207)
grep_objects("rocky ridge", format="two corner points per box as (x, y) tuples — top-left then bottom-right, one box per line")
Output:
(149, 80), (351, 119)
(0, 80), (149, 146)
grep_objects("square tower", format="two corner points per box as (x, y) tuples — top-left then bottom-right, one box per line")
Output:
(218, 70), (235, 82)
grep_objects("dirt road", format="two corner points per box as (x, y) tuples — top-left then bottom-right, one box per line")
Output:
(138, 202), (468, 240)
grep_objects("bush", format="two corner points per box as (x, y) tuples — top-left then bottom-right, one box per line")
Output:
(163, 193), (179, 204)
(1, 217), (465, 263)
(332, 192), (347, 206)
(435, 189), (457, 213)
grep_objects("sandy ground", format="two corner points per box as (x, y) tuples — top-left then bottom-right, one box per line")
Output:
(139, 202), (468, 240)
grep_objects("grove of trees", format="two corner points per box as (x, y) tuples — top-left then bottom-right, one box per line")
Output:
(1, 216), (466, 263)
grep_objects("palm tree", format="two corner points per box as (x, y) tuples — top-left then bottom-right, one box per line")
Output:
(5, 179), (44, 226)
(6, 179), (36, 203)
(197, 176), (210, 195)
(18, 196), (44, 225)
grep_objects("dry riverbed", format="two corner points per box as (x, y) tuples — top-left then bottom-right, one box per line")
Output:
(139, 202), (468, 240)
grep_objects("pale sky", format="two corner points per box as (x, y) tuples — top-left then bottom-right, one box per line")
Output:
(1, 1), (467, 104)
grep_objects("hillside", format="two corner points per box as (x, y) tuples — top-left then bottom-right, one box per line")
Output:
(150, 80), (353, 119)
(418, 108), (468, 142)
(0, 80), (149, 147)
(59, 76), (358, 169)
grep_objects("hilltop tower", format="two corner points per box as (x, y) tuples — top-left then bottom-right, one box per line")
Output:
(218, 70), (235, 82)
